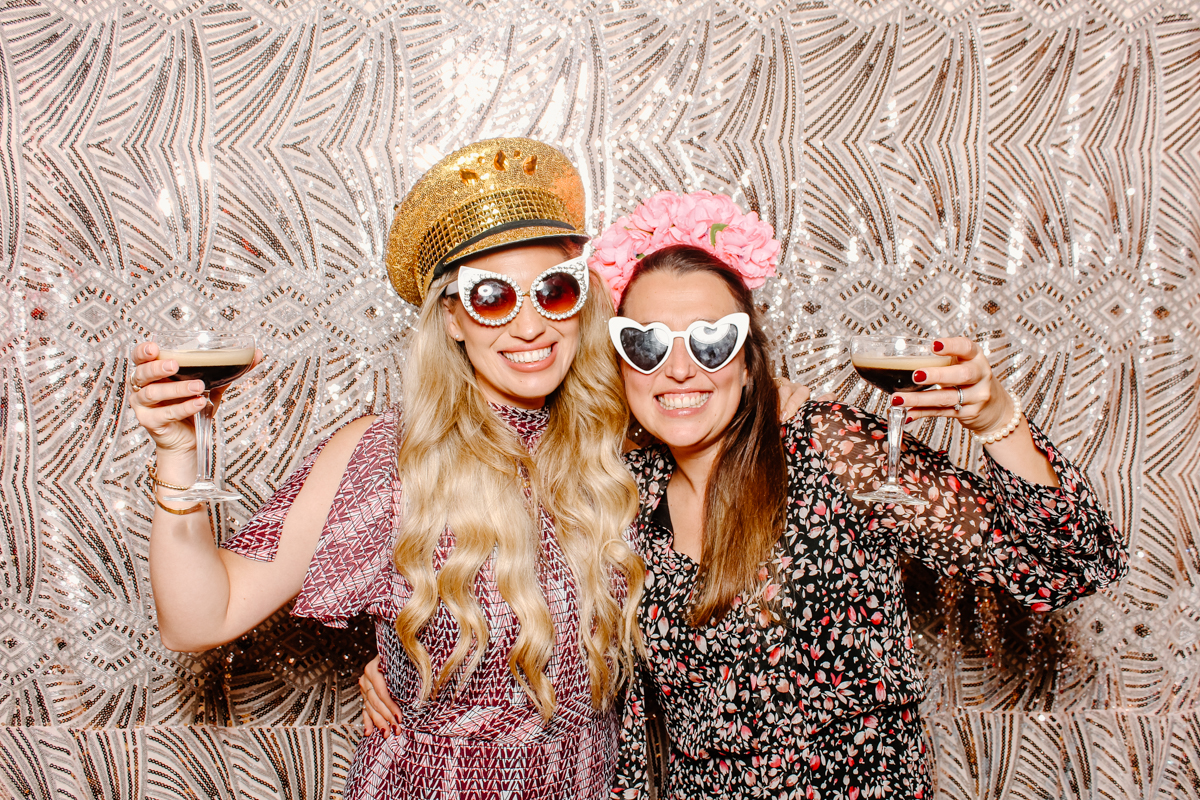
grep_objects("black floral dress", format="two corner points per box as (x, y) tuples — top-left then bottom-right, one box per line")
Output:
(612, 402), (1127, 800)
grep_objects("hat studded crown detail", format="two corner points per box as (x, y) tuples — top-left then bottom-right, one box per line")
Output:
(386, 138), (588, 306)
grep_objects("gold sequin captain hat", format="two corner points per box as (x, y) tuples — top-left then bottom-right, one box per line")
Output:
(386, 138), (588, 306)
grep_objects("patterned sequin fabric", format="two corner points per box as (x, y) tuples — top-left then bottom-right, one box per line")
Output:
(613, 402), (1128, 800)
(223, 404), (618, 800)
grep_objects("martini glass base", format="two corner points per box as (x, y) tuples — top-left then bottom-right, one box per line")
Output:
(171, 482), (245, 504)
(853, 486), (929, 506)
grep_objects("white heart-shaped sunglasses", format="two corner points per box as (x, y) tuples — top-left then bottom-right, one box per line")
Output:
(609, 313), (750, 374)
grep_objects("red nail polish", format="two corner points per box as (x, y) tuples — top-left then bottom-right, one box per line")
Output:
(913, 370), (926, 382)
(932, 341), (944, 352)
(891, 396), (904, 406)
(905, 416), (913, 424)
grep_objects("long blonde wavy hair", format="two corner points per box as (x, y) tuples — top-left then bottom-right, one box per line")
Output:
(393, 247), (643, 721)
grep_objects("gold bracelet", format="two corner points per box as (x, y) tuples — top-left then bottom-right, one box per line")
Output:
(973, 392), (1023, 445)
(153, 492), (205, 515)
(148, 461), (192, 492)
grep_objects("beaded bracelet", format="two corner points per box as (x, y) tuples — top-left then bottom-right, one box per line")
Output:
(973, 393), (1023, 445)
(148, 461), (191, 492)
(147, 462), (202, 514)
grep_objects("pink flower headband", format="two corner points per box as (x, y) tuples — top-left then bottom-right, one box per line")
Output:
(587, 190), (781, 307)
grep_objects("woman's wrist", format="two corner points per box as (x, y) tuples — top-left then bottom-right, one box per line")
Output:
(152, 445), (197, 471)
(151, 490), (205, 515)
(973, 392), (1023, 445)
(149, 450), (201, 514)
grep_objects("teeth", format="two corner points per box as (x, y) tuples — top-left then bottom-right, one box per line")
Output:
(657, 392), (711, 410)
(503, 347), (551, 364)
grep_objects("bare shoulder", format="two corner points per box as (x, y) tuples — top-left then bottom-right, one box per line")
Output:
(303, 414), (381, 489)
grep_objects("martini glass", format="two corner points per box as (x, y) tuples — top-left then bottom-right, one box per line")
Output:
(850, 335), (951, 506)
(152, 330), (256, 503)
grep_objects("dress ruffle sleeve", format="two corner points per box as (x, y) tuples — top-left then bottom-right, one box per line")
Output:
(220, 407), (407, 627)
(797, 401), (1128, 612)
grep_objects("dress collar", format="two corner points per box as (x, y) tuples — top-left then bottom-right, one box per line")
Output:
(489, 402), (550, 450)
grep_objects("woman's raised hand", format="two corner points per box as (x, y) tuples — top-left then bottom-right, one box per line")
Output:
(774, 378), (838, 421)
(890, 337), (1014, 436)
(359, 655), (401, 737)
(128, 341), (263, 454)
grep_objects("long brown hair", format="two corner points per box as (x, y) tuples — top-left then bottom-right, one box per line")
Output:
(619, 245), (788, 626)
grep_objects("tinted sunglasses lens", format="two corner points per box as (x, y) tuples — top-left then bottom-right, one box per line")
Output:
(534, 271), (582, 316)
(468, 279), (518, 322)
(689, 321), (740, 369)
(619, 327), (671, 372)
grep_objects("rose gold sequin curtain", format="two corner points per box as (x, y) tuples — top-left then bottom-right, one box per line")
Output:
(1, 0), (1197, 797)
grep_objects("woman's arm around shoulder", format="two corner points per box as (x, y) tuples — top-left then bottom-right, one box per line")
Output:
(152, 414), (377, 651)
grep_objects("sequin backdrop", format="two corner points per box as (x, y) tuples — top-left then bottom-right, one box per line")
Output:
(1, 0), (1198, 796)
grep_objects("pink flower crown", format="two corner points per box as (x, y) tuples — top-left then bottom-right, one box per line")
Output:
(587, 190), (781, 307)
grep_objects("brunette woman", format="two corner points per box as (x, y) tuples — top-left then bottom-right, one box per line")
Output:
(597, 193), (1125, 798)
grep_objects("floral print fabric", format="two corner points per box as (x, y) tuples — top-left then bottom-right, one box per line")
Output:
(613, 401), (1127, 800)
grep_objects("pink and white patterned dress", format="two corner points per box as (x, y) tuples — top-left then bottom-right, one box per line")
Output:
(222, 404), (619, 799)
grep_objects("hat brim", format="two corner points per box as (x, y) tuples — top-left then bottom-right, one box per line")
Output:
(431, 226), (590, 286)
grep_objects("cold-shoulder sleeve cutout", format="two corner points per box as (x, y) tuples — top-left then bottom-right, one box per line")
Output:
(221, 438), (332, 563)
(221, 407), (407, 626)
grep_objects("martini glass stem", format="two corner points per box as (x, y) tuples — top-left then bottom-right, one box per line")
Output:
(193, 392), (218, 492)
(884, 404), (906, 494)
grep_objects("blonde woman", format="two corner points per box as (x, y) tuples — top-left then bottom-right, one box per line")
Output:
(129, 139), (645, 799)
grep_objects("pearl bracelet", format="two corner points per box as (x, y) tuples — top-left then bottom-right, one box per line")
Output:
(973, 393), (1023, 445)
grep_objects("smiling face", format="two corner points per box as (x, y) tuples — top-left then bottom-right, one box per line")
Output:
(619, 269), (748, 460)
(442, 242), (581, 409)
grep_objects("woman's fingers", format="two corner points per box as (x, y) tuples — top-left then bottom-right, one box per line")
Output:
(931, 336), (978, 360)
(369, 671), (401, 722)
(139, 380), (203, 406)
(774, 378), (812, 421)
(358, 655), (400, 737)
(911, 360), (986, 390)
(130, 356), (179, 398)
(159, 396), (208, 422)
(899, 387), (983, 421)
(131, 341), (159, 366)
(885, 336), (1014, 433)
(909, 338), (986, 390)
(358, 675), (390, 737)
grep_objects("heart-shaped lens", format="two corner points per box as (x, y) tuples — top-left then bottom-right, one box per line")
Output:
(534, 271), (582, 316)
(469, 279), (519, 322)
(619, 326), (671, 372)
(689, 322), (739, 369)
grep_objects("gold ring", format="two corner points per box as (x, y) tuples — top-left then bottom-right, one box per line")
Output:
(129, 375), (143, 392)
